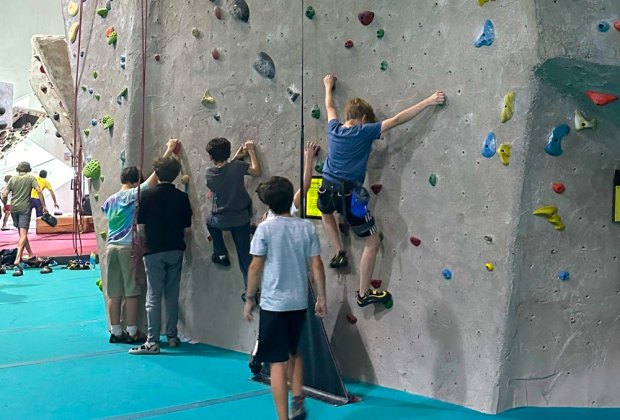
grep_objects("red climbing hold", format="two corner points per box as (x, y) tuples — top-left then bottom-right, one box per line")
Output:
(370, 279), (382, 289)
(211, 48), (220, 60)
(585, 90), (618, 106)
(154, 53), (161, 61)
(40, 65), (45, 74)
(357, 11), (374, 26)
(346, 314), (357, 324)
(344, 39), (354, 49)
(552, 182), (565, 194)
(370, 183), (382, 194)
(173, 140), (182, 155)
(214, 6), (222, 20)
(614, 20), (620, 32)
(208, 235), (212, 242)
(409, 236), (421, 247)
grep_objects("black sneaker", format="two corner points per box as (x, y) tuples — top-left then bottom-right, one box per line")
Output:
(249, 354), (262, 375)
(356, 289), (390, 307)
(291, 396), (307, 420)
(211, 253), (231, 266)
(125, 332), (147, 344)
(329, 250), (348, 269)
(109, 332), (128, 343)
(12, 266), (23, 277)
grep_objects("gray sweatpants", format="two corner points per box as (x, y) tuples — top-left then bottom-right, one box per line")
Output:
(143, 250), (184, 343)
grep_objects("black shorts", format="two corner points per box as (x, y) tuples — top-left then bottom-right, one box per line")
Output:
(256, 309), (306, 363)
(317, 179), (378, 238)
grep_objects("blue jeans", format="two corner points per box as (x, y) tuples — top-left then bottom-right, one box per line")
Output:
(207, 223), (251, 287)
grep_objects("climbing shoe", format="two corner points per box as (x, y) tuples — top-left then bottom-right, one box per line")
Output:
(329, 250), (348, 269)
(356, 289), (390, 307)
(128, 342), (160, 355)
(40, 266), (53, 274)
(168, 336), (181, 348)
(249, 354), (262, 375)
(211, 253), (231, 266)
(0, 266), (6, 275)
(109, 332), (129, 343)
(12, 266), (23, 277)
(291, 396), (307, 420)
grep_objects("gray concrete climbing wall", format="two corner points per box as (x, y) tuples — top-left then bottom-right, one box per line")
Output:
(55, 0), (619, 414)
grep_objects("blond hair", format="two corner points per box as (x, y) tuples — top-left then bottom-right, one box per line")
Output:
(344, 98), (377, 123)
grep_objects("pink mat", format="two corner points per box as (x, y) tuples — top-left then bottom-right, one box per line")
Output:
(0, 229), (97, 257)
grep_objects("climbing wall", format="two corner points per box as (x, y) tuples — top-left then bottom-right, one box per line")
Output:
(56, 0), (620, 414)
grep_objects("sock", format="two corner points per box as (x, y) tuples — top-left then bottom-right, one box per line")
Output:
(111, 324), (122, 336)
(127, 325), (138, 337)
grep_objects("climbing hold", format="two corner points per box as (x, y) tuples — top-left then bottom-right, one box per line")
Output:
(191, 27), (200, 37)
(79, 51), (84, 58)
(380, 60), (388, 71)
(94, 94), (101, 101)
(585, 90), (618, 106)
(474, 20), (495, 48)
(442, 269), (452, 280)
(311, 105), (320, 119)
(429, 174), (437, 186)
(119, 87), (128, 98)
(552, 183), (565, 194)
(615, 20), (620, 32)
(96, 7), (108, 18)
(287, 86), (300, 102)
(55, 131), (61, 138)
(500, 91), (515, 123)
(81, 85), (87, 92)
(214, 6), (222, 20)
(481, 132), (497, 158)
(120, 55), (126, 69)
(498, 143), (511, 166)
(544, 124), (570, 157)
(88, 87), (94, 95)
(40, 266), (53, 274)
(92, 71), (98, 79)
(253, 52), (276, 79)
(370, 279), (382, 289)
(214, 113), (221, 122)
(106, 0), (112, 10)
(100, 231), (107, 240)
(314, 159), (324, 174)
(357, 11), (375, 26)
(346, 314), (358, 324)
(181, 174), (190, 185)
(102, 116), (114, 130)
(409, 236), (421, 247)
(477, 0), (495, 5)
(558, 271), (570, 281)
(201, 89), (216, 105)
(230, 0), (250, 22)
(68, 2), (79, 16)
(40, 85), (48, 94)
(211, 48), (220, 60)
(83, 160), (101, 179)
(485, 263), (494, 271)
(93, 194), (99, 201)
(40, 65), (46, 74)
(574, 110), (597, 131)
(83, 129), (90, 137)
(154, 53), (161, 62)
(105, 26), (115, 37)
(91, 119), (98, 127)
(533, 205), (565, 231)
(377, 28), (385, 39)
(344, 39), (354, 49)
(305, 6), (315, 19)
(597, 21), (610, 32)
(370, 183), (382, 194)
(107, 30), (117, 45)
(52, 112), (59, 121)
(69, 22), (79, 44)
(100, 176), (105, 183)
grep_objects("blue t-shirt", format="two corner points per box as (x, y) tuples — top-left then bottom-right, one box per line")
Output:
(101, 183), (148, 246)
(250, 216), (321, 312)
(322, 119), (382, 184)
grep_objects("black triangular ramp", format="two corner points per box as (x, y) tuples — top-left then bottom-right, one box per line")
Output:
(251, 279), (359, 406)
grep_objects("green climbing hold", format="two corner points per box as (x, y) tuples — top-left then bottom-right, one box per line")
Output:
(314, 159), (324, 174)
(380, 60), (388, 71)
(94, 94), (101, 101)
(311, 105), (320, 119)
(377, 28), (385, 39)
(96, 7), (108, 17)
(107, 31), (117, 45)
(305, 6), (315, 19)
(379, 231), (384, 242)
(94, 194), (99, 201)
(102, 115), (114, 130)
(429, 174), (437, 186)
(119, 87), (128, 98)
(201, 89), (215, 105)
(83, 159), (101, 179)
(96, 278), (103, 292)
(81, 85), (87, 91)
(99, 231), (107, 240)
(92, 71), (99, 79)
(100, 176), (105, 182)
(192, 28), (200, 37)
(83, 128), (90, 137)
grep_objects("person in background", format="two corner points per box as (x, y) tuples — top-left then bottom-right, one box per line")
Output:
(1, 175), (12, 230)
(30, 170), (59, 217)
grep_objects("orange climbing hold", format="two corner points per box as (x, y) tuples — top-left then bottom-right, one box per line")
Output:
(105, 26), (115, 38)
(585, 90), (618, 106)
(370, 279), (382, 289)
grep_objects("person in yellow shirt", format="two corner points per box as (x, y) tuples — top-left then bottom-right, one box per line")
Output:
(31, 170), (59, 217)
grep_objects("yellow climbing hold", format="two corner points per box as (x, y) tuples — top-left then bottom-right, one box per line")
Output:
(201, 89), (215, 105)
(500, 91), (515, 123)
(69, 22), (80, 44)
(181, 174), (190, 184)
(485, 263), (494, 271)
(68, 2), (79, 16)
(477, 0), (496, 5)
(574, 110), (597, 131)
(533, 205), (565, 231)
(498, 143), (511, 166)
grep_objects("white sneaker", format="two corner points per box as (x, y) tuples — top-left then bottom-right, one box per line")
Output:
(128, 342), (160, 355)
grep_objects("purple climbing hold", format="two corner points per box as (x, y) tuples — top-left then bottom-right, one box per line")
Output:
(357, 11), (374, 26)
(253, 52), (275, 79)
(475, 20), (495, 48)
(481, 132), (497, 158)
(230, 0), (249, 22)
(544, 124), (570, 157)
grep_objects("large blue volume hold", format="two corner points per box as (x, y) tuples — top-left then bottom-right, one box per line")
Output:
(475, 20), (495, 48)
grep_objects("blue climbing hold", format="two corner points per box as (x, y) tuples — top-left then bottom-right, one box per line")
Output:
(481, 132), (497, 158)
(91, 119), (97, 126)
(544, 124), (570, 157)
(559, 271), (570, 281)
(597, 21), (610, 32)
(474, 20), (495, 48)
(88, 87), (94, 95)
(442, 269), (452, 280)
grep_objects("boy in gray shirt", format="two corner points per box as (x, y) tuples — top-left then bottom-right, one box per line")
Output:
(244, 176), (327, 420)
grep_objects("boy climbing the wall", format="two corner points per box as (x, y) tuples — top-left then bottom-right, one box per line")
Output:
(318, 74), (445, 307)
(205, 138), (261, 299)
(102, 139), (178, 344)
(244, 176), (327, 420)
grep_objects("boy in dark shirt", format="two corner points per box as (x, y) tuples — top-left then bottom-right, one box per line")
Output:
(129, 156), (192, 355)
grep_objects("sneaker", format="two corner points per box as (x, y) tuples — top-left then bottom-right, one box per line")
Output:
(329, 250), (348, 269)
(128, 342), (160, 355)
(291, 396), (307, 420)
(168, 336), (180, 347)
(0, 266), (6, 275)
(125, 332), (147, 344)
(12, 266), (23, 277)
(109, 332), (128, 343)
(356, 289), (389, 307)
(211, 253), (231, 266)
(248, 353), (262, 375)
